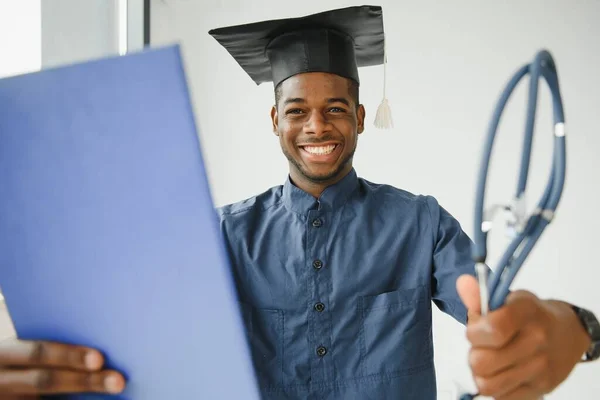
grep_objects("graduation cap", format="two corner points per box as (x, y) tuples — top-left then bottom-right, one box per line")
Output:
(208, 5), (393, 129)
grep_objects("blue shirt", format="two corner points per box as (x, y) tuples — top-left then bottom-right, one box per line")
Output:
(218, 169), (475, 399)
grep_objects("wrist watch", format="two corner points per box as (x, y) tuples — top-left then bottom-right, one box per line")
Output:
(571, 304), (600, 362)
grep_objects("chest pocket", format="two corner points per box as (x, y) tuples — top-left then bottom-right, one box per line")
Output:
(238, 302), (284, 389)
(359, 285), (433, 377)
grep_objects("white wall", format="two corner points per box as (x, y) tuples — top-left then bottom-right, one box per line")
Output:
(151, 0), (600, 398)
(0, 0), (41, 79)
(40, 0), (120, 68)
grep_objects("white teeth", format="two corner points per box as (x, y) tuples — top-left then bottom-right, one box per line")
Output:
(303, 145), (336, 155)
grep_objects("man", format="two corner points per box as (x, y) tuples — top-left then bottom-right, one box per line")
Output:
(0, 5), (597, 400)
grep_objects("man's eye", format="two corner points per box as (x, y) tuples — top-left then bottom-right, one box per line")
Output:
(328, 107), (346, 113)
(286, 109), (304, 115)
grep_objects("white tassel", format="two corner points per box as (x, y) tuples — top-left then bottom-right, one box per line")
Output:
(374, 98), (393, 129)
(374, 36), (393, 129)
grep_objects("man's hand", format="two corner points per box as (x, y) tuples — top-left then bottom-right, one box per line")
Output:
(0, 338), (125, 398)
(456, 274), (591, 400)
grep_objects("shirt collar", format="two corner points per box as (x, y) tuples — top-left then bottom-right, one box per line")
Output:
(282, 168), (359, 214)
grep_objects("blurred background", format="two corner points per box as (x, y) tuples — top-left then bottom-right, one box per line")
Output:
(1, 0), (599, 398)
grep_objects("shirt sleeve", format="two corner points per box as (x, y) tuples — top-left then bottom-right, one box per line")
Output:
(426, 195), (476, 325)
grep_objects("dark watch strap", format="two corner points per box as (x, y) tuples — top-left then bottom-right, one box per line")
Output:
(571, 305), (600, 362)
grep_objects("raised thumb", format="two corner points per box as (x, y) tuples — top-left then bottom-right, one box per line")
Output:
(456, 274), (481, 315)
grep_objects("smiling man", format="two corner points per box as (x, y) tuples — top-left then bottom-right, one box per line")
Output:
(0, 5), (597, 400)
(272, 73), (363, 197)
(206, 5), (598, 400)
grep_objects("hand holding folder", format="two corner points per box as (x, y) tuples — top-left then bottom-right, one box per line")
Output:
(0, 46), (260, 399)
(0, 338), (125, 395)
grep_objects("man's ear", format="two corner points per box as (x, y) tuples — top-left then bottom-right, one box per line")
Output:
(357, 104), (366, 134)
(270, 105), (279, 136)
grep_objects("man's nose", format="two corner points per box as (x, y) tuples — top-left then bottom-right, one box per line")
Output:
(304, 111), (333, 136)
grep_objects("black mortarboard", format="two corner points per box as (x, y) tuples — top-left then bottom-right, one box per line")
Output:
(208, 5), (394, 129)
(208, 5), (385, 88)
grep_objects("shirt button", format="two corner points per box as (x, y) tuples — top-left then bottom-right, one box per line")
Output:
(316, 346), (327, 357)
(312, 218), (323, 228)
(312, 260), (323, 270)
(314, 302), (325, 312)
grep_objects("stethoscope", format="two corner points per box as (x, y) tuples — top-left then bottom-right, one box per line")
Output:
(460, 49), (567, 400)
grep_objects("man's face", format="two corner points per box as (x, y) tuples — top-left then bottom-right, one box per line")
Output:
(271, 72), (365, 186)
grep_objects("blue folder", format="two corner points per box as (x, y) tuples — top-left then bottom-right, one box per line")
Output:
(0, 45), (260, 399)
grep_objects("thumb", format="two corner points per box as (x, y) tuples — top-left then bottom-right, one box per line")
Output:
(456, 274), (481, 315)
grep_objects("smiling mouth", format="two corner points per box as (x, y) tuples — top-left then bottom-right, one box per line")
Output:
(300, 144), (338, 155)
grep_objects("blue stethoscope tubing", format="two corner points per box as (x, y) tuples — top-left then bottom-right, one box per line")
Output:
(472, 49), (567, 313)
(460, 50), (567, 400)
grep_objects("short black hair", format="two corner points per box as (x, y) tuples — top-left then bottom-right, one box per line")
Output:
(274, 77), (360, 108)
